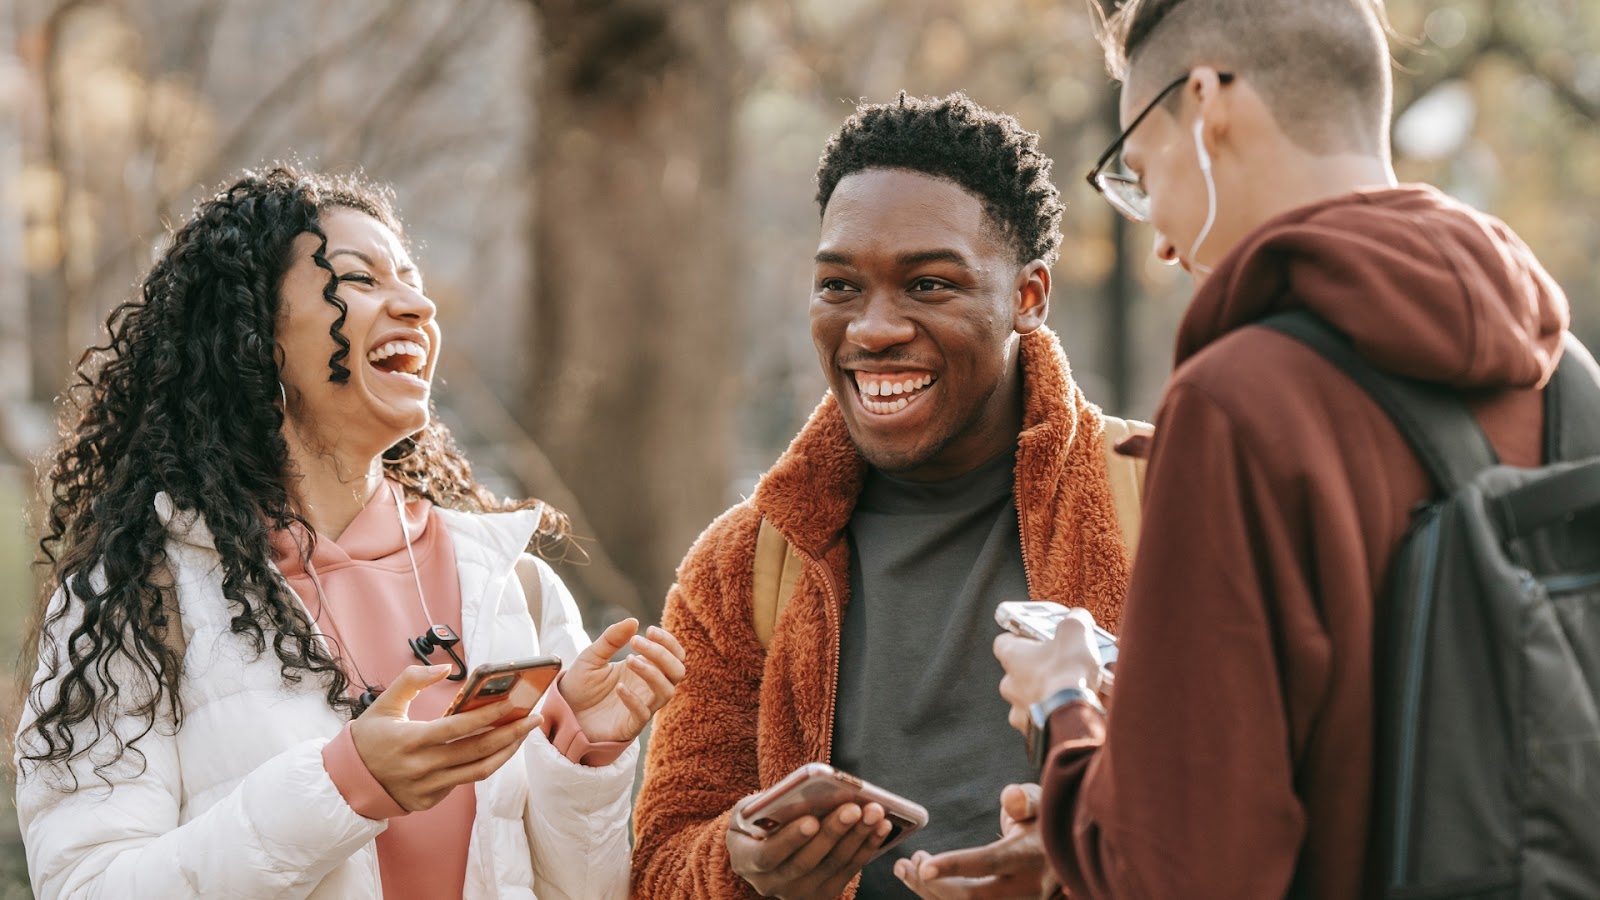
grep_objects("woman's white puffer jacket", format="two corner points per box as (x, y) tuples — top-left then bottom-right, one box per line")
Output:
(15, 496), (635, 899)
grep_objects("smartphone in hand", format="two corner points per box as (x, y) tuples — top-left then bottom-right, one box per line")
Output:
(995, 601), (1119, 682)
(731, 763), (929, 855)
(444, 655), (562, 727)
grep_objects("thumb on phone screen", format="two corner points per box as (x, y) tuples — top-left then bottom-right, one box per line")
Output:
(365, 664), (453, 719)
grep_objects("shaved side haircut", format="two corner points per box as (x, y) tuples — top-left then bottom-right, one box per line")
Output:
(1098, 0), (1394, 157)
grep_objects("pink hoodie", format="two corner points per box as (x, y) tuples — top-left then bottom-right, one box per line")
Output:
(271, 483), (620, 899)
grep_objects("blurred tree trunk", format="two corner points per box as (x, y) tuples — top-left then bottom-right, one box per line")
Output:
(0, 15), (29, 413)
(525, 0), (733, 621)
(1095, 0), (1135, 416)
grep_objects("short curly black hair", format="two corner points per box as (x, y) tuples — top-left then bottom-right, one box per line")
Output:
(815, 92), (1064, 267)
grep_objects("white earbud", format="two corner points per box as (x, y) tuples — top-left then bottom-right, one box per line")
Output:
(1193, 118), (1211, 172)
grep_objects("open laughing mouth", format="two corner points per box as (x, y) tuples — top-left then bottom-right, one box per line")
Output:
(367, 339), (428, 384)
(851, 370), (938, 416)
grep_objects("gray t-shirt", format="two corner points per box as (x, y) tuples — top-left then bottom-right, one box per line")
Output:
(832, 448), (1037, 898)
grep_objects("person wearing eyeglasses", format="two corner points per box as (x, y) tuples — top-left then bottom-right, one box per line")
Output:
(987, 0), (1585, 898)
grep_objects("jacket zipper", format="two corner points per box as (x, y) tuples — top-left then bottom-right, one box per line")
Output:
(1390, 509), (1443, 887)
(806, 551), (845, 764)
(1014, 497), (1040, 600)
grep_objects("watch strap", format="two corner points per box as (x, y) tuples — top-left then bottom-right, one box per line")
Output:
(1027, 686), (1106, 768)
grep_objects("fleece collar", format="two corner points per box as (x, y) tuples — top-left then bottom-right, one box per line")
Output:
(752, 327), (1092, 557)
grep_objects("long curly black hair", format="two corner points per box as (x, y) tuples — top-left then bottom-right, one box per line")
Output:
(19, 166), (567, 782)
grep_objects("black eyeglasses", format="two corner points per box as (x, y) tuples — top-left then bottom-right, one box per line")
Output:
(1086, 71), (1235, 223)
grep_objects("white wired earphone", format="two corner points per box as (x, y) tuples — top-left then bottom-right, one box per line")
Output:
(299, 481), (467, 714)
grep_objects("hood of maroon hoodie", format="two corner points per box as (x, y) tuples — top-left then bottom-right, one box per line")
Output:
(1174, 185), (1569, 390)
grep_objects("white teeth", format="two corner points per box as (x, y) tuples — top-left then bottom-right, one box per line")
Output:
(852, 372), (938, 411)
(366, 339), (429, 376)
(861, 395), (913, 414)
(366, 340), (427, 363)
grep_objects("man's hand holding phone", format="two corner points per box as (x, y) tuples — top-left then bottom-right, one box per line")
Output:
(351, 664), (543, 812)
(994, 604), (1108, 736)
(726, 796), (894, 899)
(726, 763), (924, 899)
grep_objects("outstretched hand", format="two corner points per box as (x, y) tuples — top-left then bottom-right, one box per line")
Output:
(895, 784), (1057, 899)
(557, 618), (686, 743)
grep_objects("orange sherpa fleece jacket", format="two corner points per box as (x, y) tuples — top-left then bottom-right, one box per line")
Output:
(632, 327), (1133, 899)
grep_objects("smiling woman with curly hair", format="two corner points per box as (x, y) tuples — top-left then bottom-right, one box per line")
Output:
(14, 166), (686, 900)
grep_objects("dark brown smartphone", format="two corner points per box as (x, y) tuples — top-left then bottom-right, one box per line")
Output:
(730, 763), (929, 855)
(444, 655), (562, 727)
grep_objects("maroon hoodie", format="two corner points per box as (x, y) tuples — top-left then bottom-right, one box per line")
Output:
(1039, 186), (1569, 898)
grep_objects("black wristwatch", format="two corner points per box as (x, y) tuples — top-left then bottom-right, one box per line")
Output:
(1026, 686), (1106, 769)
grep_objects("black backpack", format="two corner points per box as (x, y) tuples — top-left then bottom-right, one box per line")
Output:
(1264, 310), (1600, 899)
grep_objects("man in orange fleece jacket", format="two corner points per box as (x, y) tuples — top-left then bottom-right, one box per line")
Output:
(633, 94), (1138, 899)
(991, 1), (1592, 898)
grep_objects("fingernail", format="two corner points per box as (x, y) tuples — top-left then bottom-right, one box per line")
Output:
(800, 818), (819, 836)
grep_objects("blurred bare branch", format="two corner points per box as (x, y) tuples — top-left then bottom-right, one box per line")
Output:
(369, 127), (516, 179)
(77, 2), (419, 317)
(438, 358), (648, 621)
(1393, 31), (1498, 121)
(180, 4), (410, 183)
(33, 0), (97, 399)
(337, 0), (501, 162)
(1493, 40), (1600, 122)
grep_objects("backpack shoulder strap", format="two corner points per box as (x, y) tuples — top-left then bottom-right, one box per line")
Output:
(1545, 333), (1600, 463)
(152, 562), (188, 660)
(515, 554), (545, 631)
(1101, 414), (1153, 562)
(1259, 310), (1497, 493)
(753, 517), (803, 649)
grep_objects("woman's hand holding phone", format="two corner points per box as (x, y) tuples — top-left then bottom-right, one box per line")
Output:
(557, 618), (687, 743)
(351, 664), (542, 812)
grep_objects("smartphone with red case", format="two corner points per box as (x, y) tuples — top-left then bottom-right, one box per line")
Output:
(730, 763), (929, 855)
(444, 655), (562, 727)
